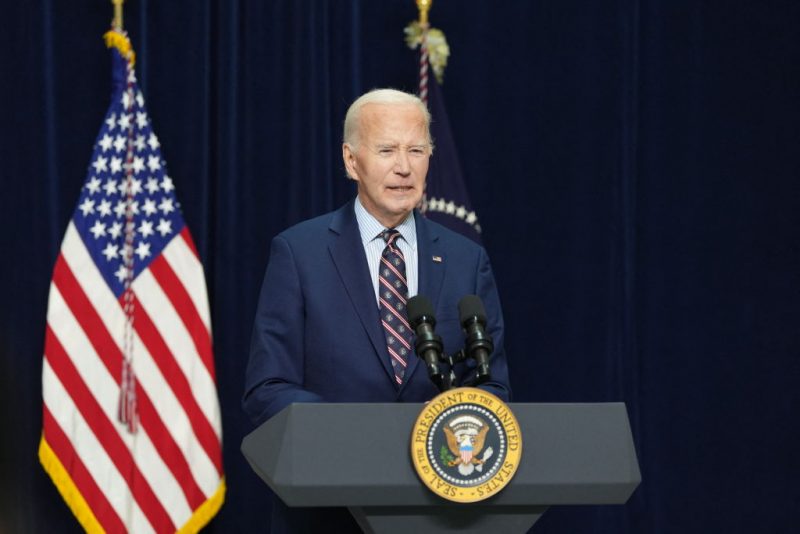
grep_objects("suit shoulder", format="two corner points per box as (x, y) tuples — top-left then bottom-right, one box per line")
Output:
(275, 210), (337, 243)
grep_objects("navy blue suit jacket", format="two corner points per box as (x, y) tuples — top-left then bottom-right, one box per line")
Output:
(243, 200), (510, 532)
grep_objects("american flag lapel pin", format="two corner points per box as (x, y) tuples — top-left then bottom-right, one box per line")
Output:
(432, 255), (442, 263)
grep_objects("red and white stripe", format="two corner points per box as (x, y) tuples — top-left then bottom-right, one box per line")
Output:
(379, 277), (408, 304)
(381, 257), (407, 285)
(386, 345), (408, 368)
(419, 26), (430, 104)
(42, 221), (223, 533)
(380, 320), (412, 352)
(378, 297), (412, 330)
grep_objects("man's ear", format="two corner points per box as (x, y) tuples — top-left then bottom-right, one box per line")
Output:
(342, 143), (358, 181)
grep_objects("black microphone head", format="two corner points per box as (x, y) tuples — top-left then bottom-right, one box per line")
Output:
(407, 295), (435, 327)
(458, 295), (487, 325)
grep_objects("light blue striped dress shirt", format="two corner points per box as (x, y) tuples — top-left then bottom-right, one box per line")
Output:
(353, 196), (418, 306)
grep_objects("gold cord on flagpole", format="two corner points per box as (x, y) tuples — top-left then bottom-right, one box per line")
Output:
(416, 0), (432, 26)
(406, 0), (447, 84)
(104, 0), (136, 67)
(112, 0), (125, 31)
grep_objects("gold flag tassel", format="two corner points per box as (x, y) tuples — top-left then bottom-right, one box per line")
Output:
(404, 0), (450, 85)
(105, 0), (140, 434)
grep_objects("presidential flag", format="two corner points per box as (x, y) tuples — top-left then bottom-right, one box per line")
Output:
(39, 30), (224, 533)
(406, 19), (482, 243)
(422, 74), (482, 243)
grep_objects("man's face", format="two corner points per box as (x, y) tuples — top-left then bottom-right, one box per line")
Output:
(343, 103), (430, 228)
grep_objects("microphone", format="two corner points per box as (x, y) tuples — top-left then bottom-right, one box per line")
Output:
(458, 295), (494, 384)
(407, 295), (446, 391)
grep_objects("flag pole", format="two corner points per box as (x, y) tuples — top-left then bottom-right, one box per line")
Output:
(106, 0), (141, 435)
(416, 0), (432, 25)
(112, 0), (124, 31)
(415, 0), (431, 103)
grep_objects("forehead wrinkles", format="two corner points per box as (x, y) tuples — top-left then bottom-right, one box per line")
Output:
(358, 104), (428, 145)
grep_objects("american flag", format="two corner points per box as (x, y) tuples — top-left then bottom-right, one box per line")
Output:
(39, 30), (224, 533)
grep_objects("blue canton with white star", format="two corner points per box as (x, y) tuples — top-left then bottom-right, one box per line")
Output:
(71, 49), (185, 298)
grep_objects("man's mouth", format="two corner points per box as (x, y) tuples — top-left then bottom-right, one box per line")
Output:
(387, 186), (413, 192)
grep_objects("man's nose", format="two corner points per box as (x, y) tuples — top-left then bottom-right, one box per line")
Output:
(394, 149), (411, 175)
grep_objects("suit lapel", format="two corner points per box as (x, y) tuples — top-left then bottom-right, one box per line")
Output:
(328, 201), (397, 384)
(401, 212), (446, 391)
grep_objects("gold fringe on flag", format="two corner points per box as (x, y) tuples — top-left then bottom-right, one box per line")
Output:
(177, 479), (227, 534)
(103, 29), (136, 66)
(39, 436), (104, 534)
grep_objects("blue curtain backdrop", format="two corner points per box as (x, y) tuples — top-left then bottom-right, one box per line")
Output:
(1, 1), (799, 532)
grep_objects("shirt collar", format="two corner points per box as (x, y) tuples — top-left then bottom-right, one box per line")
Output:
(354, 195), (417, 248)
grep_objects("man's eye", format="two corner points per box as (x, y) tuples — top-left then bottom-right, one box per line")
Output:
(410, 147), (425, 155)
(379, 148), (394, 155)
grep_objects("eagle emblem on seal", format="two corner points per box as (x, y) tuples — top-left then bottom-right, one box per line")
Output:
(443, 415), (494, 476)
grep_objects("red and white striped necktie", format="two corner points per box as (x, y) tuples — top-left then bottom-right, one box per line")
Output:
(378, 229), (413, 385)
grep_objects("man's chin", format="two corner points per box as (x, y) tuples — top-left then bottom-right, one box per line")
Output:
(378, 204), (417, 225)
(392, 200), (420, 216)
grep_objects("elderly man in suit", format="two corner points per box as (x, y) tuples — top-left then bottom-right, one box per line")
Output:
(243, 88), (510, 533)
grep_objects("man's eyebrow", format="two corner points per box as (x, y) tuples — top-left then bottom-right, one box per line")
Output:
(374, 143), (428, 148)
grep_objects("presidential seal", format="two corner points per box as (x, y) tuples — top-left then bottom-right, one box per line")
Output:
(410, 387), (522, 503)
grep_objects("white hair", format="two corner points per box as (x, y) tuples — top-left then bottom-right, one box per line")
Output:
(342, 88), (432, 149)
